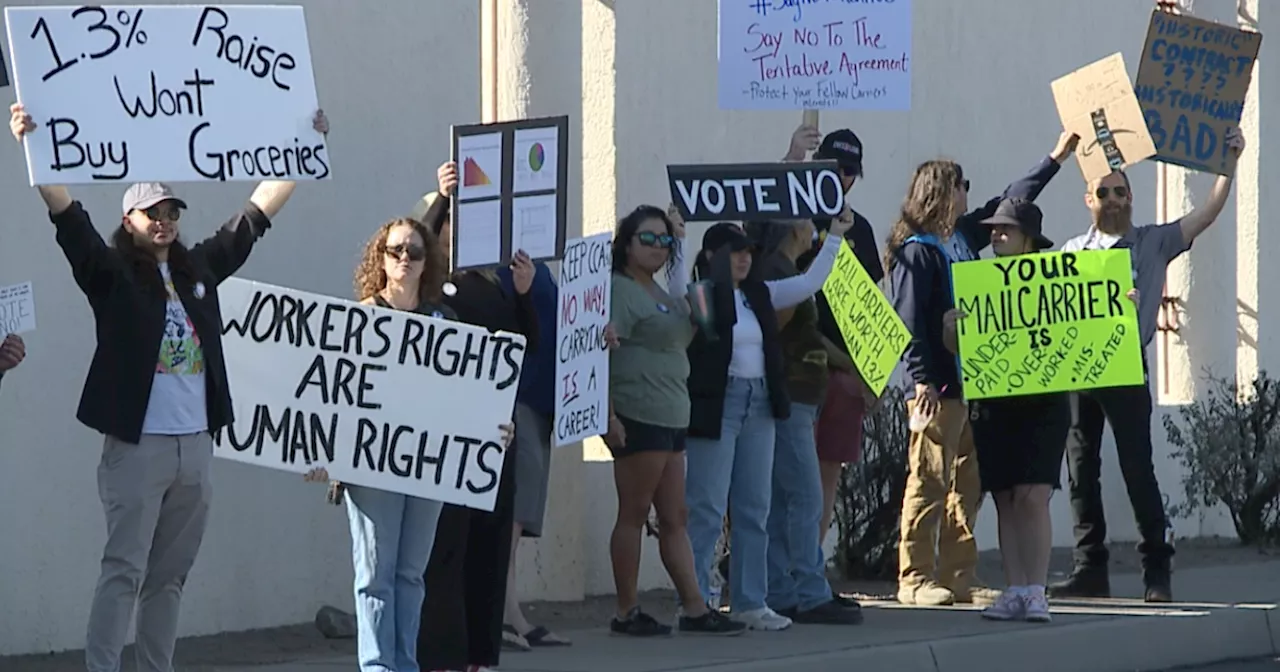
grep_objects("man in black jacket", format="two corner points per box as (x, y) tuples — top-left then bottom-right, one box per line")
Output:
(9, 102), (326, 672)
(0, 333), (25, 389)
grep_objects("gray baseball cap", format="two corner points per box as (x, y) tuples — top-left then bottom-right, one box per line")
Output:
(121, 182), (188, 215)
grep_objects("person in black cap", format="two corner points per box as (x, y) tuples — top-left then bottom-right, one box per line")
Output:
(783, 125), (884, 552)
(684, 214), (852, 632)
(9, 102), (327, 672)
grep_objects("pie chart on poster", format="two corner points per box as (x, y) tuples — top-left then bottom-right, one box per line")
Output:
(528, 143), (545, 172)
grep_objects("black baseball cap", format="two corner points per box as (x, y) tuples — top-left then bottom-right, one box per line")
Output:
(815, 129), (863, 177)
(702, 222), (754, 254)
(980, 197), (1053, 250)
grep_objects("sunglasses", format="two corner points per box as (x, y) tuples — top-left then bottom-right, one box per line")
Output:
(384, 243), (427, 261)
(958, 178), (971, 192)
(1095, 185), (1129, 200)
(636, 231), (675, 249)
(141, 205), (181, 222)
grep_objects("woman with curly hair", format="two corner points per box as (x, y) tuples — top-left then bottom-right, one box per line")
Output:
(306, 217), (514, 672)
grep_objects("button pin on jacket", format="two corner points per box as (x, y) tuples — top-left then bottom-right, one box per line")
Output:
(443, 282), (457, 297)
(193, 282), (206, 299)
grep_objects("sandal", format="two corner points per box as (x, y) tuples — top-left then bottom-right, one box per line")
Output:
(501, 624), (531, 652)
(522, 625), (572, 647)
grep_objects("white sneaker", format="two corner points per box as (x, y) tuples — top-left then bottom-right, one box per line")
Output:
(980, 589), (1025, 621)
(1023, 591), (1052, 623)
(735, 606), (793, 631)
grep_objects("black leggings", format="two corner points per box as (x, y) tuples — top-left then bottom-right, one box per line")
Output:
(417, 447), (517, 669)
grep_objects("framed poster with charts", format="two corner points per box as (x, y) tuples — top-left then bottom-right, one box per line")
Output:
(450, 115), (569, 271)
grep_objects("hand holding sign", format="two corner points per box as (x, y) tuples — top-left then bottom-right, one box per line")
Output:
(1225, 126), (1246, 156)
(8, 103), (35, 142)
(785, 124), (821, 162)
(510, 250), (535, 295)
(666, 203), (686, 239)
(829, 203), (856, 237)
(0, 334), (25, 372)
(942, 308), (966, 355)
(437, 160), (459, 198)
(1051, 131), (1082, 164)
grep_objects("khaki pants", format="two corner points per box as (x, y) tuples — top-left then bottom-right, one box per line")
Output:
(897, 398), (982, 592)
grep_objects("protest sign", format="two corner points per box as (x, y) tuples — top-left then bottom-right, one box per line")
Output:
(820, 241), (907, 397)
(667, 161), (844, 223)
(716, 0), (911, 110)
(1134, 11), (1261, 176)
(952, 250), (1144, 401)
(554, 233), (611, 447)
(451, 115), (569, 270)
(214, 278), (526, 511)
(4, 5), (328, 185)
(0, 282), (37, 338)
(1052, 53), (1158, 184)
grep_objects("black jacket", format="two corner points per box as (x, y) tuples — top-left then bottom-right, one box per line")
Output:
(51, 201), (273, 444)
(889, 156), (1061, 400)
(686, 275), (789, 440)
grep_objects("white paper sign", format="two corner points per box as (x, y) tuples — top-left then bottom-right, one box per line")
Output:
(0, 282), (37, 337)
(554, 233), (612, 447)
(4, 5), (330, 185)
(214, 278), (525, 511)
(717, 0), (913, 110)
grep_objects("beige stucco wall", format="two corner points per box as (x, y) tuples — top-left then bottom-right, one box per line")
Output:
(0, 0), (1271, 656)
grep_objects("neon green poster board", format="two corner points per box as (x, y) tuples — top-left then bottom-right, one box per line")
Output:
(951, 249), (1144, 400)
(820, 241), (909, 397)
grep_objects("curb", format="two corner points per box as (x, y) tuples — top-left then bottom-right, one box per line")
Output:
(684, 605), (1278, 672)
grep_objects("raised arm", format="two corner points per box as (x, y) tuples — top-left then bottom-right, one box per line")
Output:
(1178, 127), (1245, 247)
(955, 132), (1077, 254)
(766, 228), (841, 310)
(191, 204), (274, 283)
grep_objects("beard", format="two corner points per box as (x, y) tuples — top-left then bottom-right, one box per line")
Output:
(1095, 202), (1132, 235)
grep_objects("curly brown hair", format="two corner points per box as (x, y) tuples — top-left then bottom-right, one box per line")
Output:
(883, 159), (964, 271)
(353, 218), (447, 305)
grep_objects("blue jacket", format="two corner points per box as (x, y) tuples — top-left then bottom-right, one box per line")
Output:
(498, 263), (558, 416)
(889, 155), (1062, 400)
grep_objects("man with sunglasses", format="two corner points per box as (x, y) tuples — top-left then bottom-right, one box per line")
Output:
(1052, 126), (1246, 603)
(9, 102), (328, 672)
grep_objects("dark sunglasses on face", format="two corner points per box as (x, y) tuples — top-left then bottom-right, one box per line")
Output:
(637, 231), (675, 249)
(384, 243), (427, 261)
(1095, 185), (1129, 200)
(957, 178), (971, 192)
(142, 205), (181, 222)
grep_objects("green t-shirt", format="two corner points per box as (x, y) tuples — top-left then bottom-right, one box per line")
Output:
(609, 273), (695, 428)
(760, 252), (829, 405)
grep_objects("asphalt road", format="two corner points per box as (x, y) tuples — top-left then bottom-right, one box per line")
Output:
(1172, 659), (1280, 671)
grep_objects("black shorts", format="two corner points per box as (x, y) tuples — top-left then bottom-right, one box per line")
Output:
(970, 394), (1070, 493)
(611, 414), (686, 459)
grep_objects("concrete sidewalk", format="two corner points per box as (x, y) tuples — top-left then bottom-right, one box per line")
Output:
(217, 562), (1280, 672)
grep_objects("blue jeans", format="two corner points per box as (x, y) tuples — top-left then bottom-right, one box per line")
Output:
(346, 486), (444, 672)
(766, 402), (833, 611)
(686, 377), (777, 613)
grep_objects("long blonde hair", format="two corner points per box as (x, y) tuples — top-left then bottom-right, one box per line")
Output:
(883, 160), (964, 271)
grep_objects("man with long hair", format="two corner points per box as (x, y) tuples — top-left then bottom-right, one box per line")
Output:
(1051, 126), (1246, 603)
(884, 131), (1078, 607)
(9, 102), (326, 672)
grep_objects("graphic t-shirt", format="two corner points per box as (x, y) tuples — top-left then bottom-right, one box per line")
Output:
(141, 263), (208, 435)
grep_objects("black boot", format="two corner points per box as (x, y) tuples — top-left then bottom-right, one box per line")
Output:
(1048, 567), (1111, 598)
(1143, 569), (1173, 603)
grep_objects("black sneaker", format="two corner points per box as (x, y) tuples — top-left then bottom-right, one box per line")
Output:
(832, 592), (863, 610)
(793, 599), (864, 625)
(610, 607), (673, 637)
(1048, 568), (1111, 599)
(679, 607), (747, 636)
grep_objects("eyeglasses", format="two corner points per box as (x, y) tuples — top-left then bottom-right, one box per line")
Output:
(636, 231), (675, 249)
(384, 243), (427, 261)
(142, 205), (181, 222)
(1095, 185), (1129, 200)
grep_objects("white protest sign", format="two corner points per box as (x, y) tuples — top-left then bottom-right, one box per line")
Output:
(717, 0), (912, 110)
(214, 278), (525, 511)
(4, 5), (329, 185)
(554, 233), (611, 447)
(0, 282), (37, 338)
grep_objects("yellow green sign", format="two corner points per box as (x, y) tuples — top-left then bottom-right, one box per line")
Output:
(821, 241), (910, 397)
(951, 249), (1144, 400)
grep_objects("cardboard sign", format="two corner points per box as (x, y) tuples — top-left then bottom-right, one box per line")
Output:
(819, 241), (907, 397)
(554, 233), (612, 447)
(951, 250), (1144, 400)
(716, 0), (912, 110)
(667, 161), (844, 223)
(0, 282), (37, 338)
(450, 115), (569, 270)
(1134, 11), (1261, 176)
(1051, 53), (1157, 184)
(4, 5), (328, 185)
(214, 278), (526, 511)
